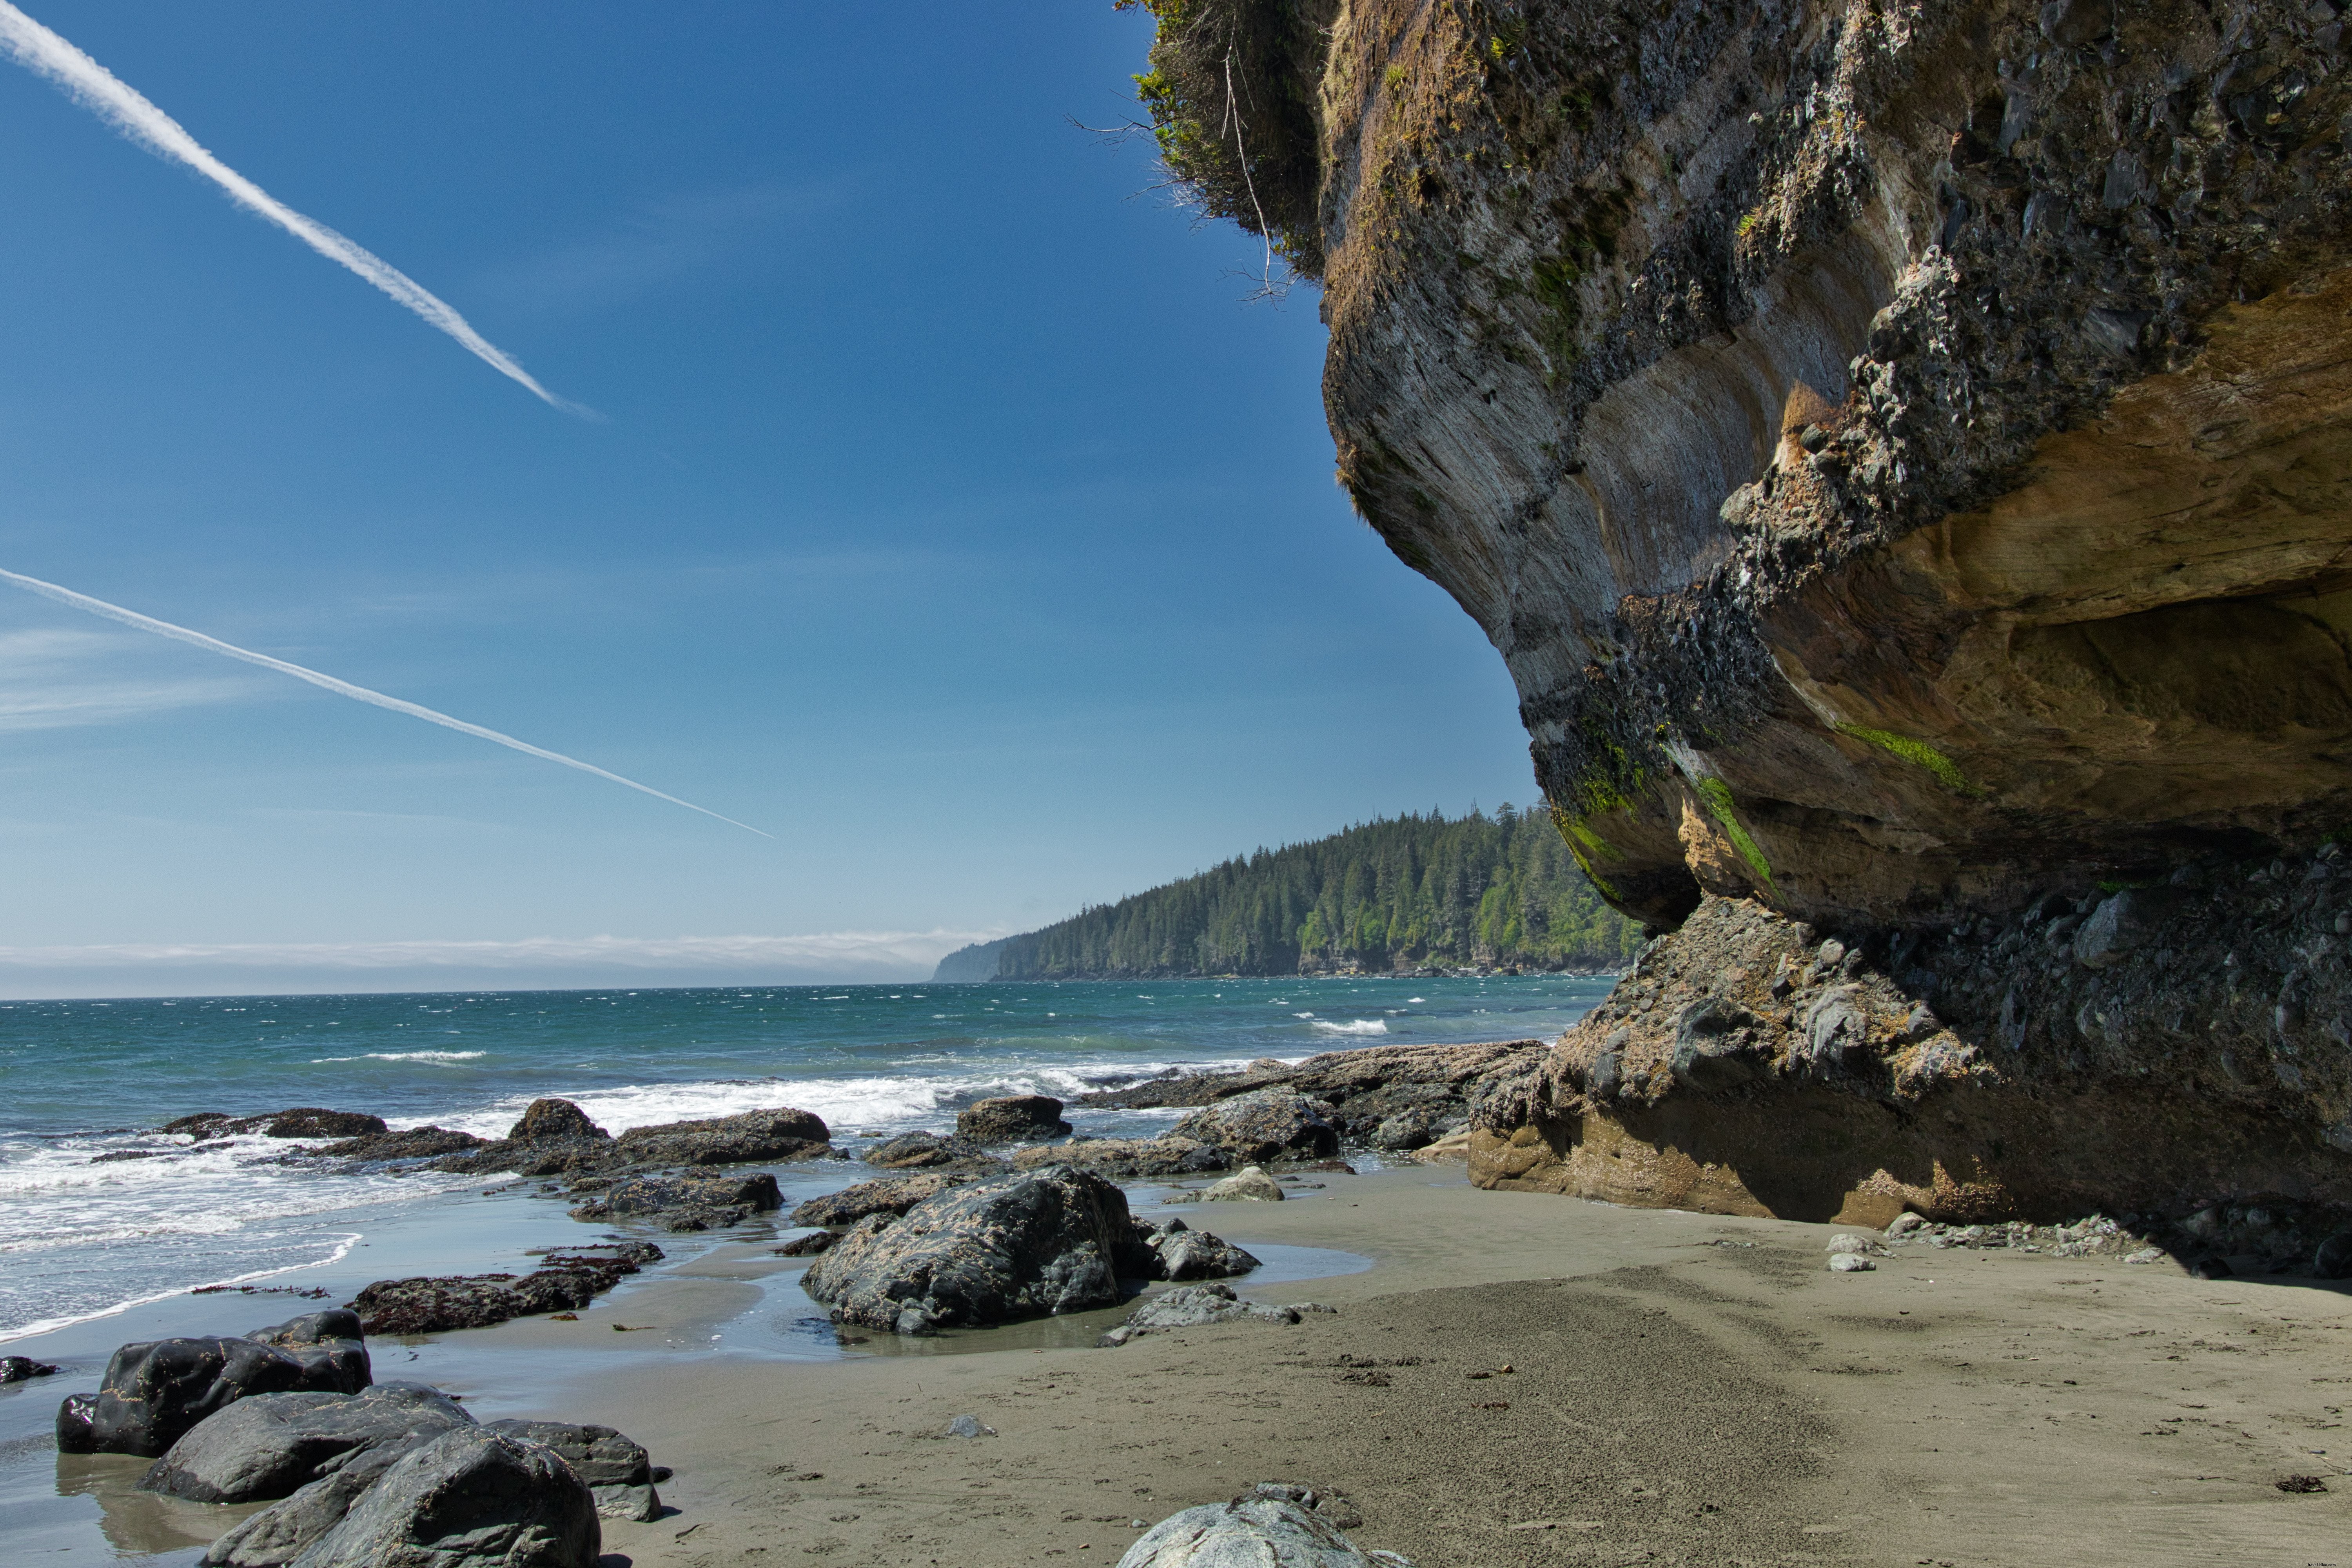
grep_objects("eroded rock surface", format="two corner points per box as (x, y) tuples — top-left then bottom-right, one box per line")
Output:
(140, 1382), (472, 1504)
(1120, 0), (2352, 1221)
(1079, 1042), (1544, 1148)
(1173, 1090), (1341, 1164)
(1473, 867), (2352, 1229)
(350, 1242), (662, 1335)
(801, 1165), (1137, 1334)
(956, 1094), (1073, 1142)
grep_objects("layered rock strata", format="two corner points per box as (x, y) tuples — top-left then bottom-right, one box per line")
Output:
(1129, 0), (2352, 1218)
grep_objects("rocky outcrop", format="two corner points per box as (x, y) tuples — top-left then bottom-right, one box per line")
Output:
(1010, 1135), (1231, 1178)
(165, 1109), (388, 1141)
(417, 1100), (828, 1178)
(1078, 1042), (1547, 1147)
(350, 1242), (662, 1335)
(207, 1425), (599, 1568)
(2, 1355), (58, 1382)
(1174, 1090), (1342, 1163)
(801, 1165), (1140, 1334)
(140, 1382), (472, 1504)
(956, 1094), (1073, 1142)
(1134, 1216), (1262, 1281)
(612, 1106), (829, 1165)
(565, 1170), (781, 1230)
(862, 1130), (1008, 1172)
(1472, 869), (2352, 1238)
(1122, 0), (2352, 1216)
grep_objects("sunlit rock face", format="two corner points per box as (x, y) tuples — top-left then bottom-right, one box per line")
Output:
(1311, 0), (2352, 930)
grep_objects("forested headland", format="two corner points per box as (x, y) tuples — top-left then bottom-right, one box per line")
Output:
(933, 805), (1640, 982)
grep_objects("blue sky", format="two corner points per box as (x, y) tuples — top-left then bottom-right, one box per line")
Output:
(0, 2), (1537, 994)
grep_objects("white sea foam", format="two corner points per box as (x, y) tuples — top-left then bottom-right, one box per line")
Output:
(1310, 1019), (1389, 1036)
(0, 1230), (360, 1344)
(310, 1049), (488, 1064)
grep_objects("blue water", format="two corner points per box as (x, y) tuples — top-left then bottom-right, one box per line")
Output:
(0, 974), (1606, 1342)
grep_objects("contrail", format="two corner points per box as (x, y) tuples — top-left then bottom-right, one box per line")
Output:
(0, 2), (586, 415)
(0, 567), (770, 838)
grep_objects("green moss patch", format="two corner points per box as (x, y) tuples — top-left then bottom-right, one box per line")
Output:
(1833, 723), (1986, 797)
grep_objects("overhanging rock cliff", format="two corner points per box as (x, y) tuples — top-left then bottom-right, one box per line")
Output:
(1126, 0), (2352, 1230)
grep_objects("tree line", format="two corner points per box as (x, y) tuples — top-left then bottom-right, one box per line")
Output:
(934, 804), (1640, 981)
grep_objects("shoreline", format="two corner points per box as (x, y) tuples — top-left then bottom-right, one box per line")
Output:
(16, 1163), (2352, 1565)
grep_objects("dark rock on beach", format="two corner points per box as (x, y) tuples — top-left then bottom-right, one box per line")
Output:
(955, 1094), (1072, 1142)
(2, 1355), (58, 1382)
(484, 1419), (661, 1522)
(802, 1165), (1137, 1334)
(140, 1381), (473, 1504)
(164, 1109), (390, 1142)
(1174, 1089), (1341, 1165)
(1098, 1281), (1330, 1347)
(508, 1098), (608, 1142)
(566, 1170), (780, 1231)
(245, 1308), (372, 1395)
(425, 1100), (829, 1178)
(773, 1230), (838, 1256)
(350, 1242), (661, 1335)
(1080, 1042), (1542, 1150)
(613, 1105), (829, 1166)
(58, 1312), (372, 1459)
(788, 1171), (967, 1227)
(1011, 1135), (1229, 1179)
(315, 1125), (489, 1163)
(1129, 1217), (1261, 1282)
(862, 1130), (1007, 1172)
(208, 1425), (600, 1568)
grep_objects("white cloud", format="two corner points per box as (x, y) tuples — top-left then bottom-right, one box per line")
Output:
(0, 929), (1005, 997)
(0, 625), (262, 730)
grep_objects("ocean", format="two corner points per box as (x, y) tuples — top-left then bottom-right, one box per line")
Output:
(0, 973), (1608, 1346)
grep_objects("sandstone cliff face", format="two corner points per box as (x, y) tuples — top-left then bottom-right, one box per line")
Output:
(1314, 0), (2352, 929)
(1133, 0), (2352, 1226)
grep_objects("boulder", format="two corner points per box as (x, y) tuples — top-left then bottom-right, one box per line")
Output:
(57, 1330), (370, 1459)
(1204, 1166), (1285, 1203)
(140, 1382), (473, 1504)
(2315, 1230), (2352, 1279)
(566, 1170), (781, 1231)
(862, 1130), (1003, 1170)
(1011, 1136), (1228, 1178)
(613, 1106), (828, 1165)
(802, 1165), (1135, 1334)
(351, 1243), (661, 1335)
(211, 1425), (599, 1568)
(1172, 1090), (1339, 1164)
(507, 1100), (609, 1142)
(2, 1355), (58, 1382)
(1670, 997), (1770, 1089)
(203, 1440), (423, 1567)
(484, 1419), (660, 1522)
(956, 1095), (1073, 1142)
(1118, 1495), (1409, 1568)
(245, 1310), (372, 1395)
(1134, 1218), (1261, 1281)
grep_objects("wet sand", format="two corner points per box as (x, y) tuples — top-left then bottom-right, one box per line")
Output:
(20, 1167), (2352, 1566)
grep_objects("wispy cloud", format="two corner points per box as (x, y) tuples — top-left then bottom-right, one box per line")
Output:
(0, 1), (585, 414)
(474, 182), (829, 316)
(0, 626), (260, 731)
(0, 566), (769, 837)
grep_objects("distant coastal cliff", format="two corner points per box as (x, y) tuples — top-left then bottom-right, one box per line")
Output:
(933, 806), (1637, 981)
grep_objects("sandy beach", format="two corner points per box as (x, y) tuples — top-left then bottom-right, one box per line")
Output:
(237, 1166), (2352, 1568)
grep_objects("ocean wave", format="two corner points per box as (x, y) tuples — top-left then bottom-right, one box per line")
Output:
(1310, 1019), (1389, 1036)
(310, 1050), (488, 1064)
